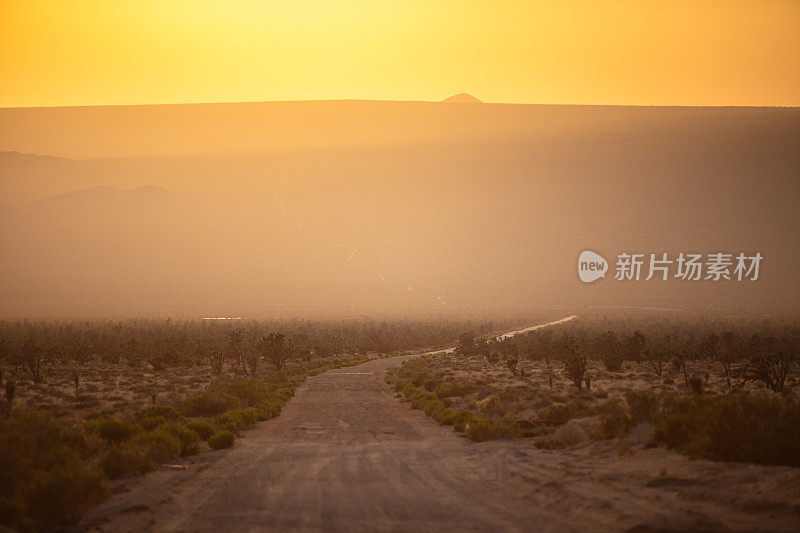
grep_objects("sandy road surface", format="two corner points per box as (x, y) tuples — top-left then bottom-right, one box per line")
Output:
(82, 318), (800, 532)
(83, 354), (553, 532)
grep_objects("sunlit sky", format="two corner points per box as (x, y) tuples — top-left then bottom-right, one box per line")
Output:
(1, 0), (798, 108)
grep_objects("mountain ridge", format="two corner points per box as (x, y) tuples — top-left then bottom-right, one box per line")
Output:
(441, 93), (483, 103)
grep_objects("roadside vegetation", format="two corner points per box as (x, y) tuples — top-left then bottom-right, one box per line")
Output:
(0, 354), (374, 531)
(388, 314), (800, 466)
(0, 317), (513, 531)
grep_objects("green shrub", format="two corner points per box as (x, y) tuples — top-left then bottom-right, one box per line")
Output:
(134, 404), (183, 423)
(208, 430), (235, 450)
(130, 429), (181, 464)
(451, 410), (479, 433)
(22, 460), (107, 524)
(481, 390), (519, 417)
(434, 381), (477, 398)
(624, 390), (661, 424)
(161, 424), (200, 456)
(186, 420), (215, 441)
(138, 416), (166, 431)
(213, 408), (257, 433)
(85, 418), (140, 443)
(0, 411), (91, 515)
(180, 390), (242, 417)
(467, 416), (521, 442)
(256, 399), (283, 420)
(653, 394), (800, 466)
(99, 445), (153, 479)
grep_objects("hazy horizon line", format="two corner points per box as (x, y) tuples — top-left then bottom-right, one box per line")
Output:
(2, 97), (799, 111)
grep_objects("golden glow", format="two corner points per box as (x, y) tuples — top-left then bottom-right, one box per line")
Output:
(1, 0), (798, 107)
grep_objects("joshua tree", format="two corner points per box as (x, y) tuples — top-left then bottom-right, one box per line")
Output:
(20, 339), (43, 386)
(563, 353), (587, 390)
(228, 329), (245, 373)
(72, 371), (80, 401)
(456, 332), (477, 358)
(645, 348), (665, 377)
(742, 337), (796, 393)
(4, 377), (16, 417)
(505, 357), (518, 376)
(715, 331), (737, 391)
(624, 330), (646, 365)
(257, 332), (292, 372)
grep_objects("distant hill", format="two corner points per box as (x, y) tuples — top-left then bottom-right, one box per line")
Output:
(5, 99), (795, 160)
(29, 185), (180, 212)
(0, 101), (798, 316)
(441, 93), (482, 103)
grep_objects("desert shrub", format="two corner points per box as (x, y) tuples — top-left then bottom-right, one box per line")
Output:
(134, 404), (183, 423)
(161, 424), (200, 456)
(208, 430), (235, 450)
(481, 389), (519, 417)
(0, 411), (103, 528)
(603, 354), (623, 372)
(653, 394), (800, 466)
(85, 418), (140, 444)
(624, 390), (661, 424)
(181, 390), (242, 417)
(186, 420), (215, 441)
(451, 410), (479, 432)
(129, 429), (181, 464)
(533, 433), (563, 450)
(22, 460), (107, 524)
(467, 416), (521, 442)
(422, 377), (443, 392)
(596, 399), (633, 439)
(256, 399), (283, 420)
(214, 408), (258, 433)
(422, 397), (449, 418)
(537, 401), (589, 426)
(687, 376), (704, 394)
(138, 416), (166, 431)
(434, 381), (477, 398)
(99, 445), (153, 479)
(554, 421), (587, 446)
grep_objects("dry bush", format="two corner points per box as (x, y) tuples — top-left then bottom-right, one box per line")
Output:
(624, 390), (660, 424)
(596, 399), (634, 439)
(554, 421), (587, 446)
(537, 401), (590, 426)
(653, 394), (800, 466)
(186, 419), (215, 440)
(99, 445), (153, 479)
(466, 416), (521, 442)
(208, 430), (235, 450)
(0, 411), (105, 528)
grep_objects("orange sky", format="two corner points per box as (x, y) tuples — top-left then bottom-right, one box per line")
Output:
(1, 0), (798, 108)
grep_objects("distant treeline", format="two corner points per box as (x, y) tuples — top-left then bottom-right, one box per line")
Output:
(457, 315), (800, 392)
(0, 318), (503, 380)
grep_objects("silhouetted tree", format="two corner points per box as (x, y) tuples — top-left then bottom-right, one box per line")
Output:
(257, 332), (292, 372)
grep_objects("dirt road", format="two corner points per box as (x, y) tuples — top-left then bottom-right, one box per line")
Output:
(82, 319), (800, 532)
